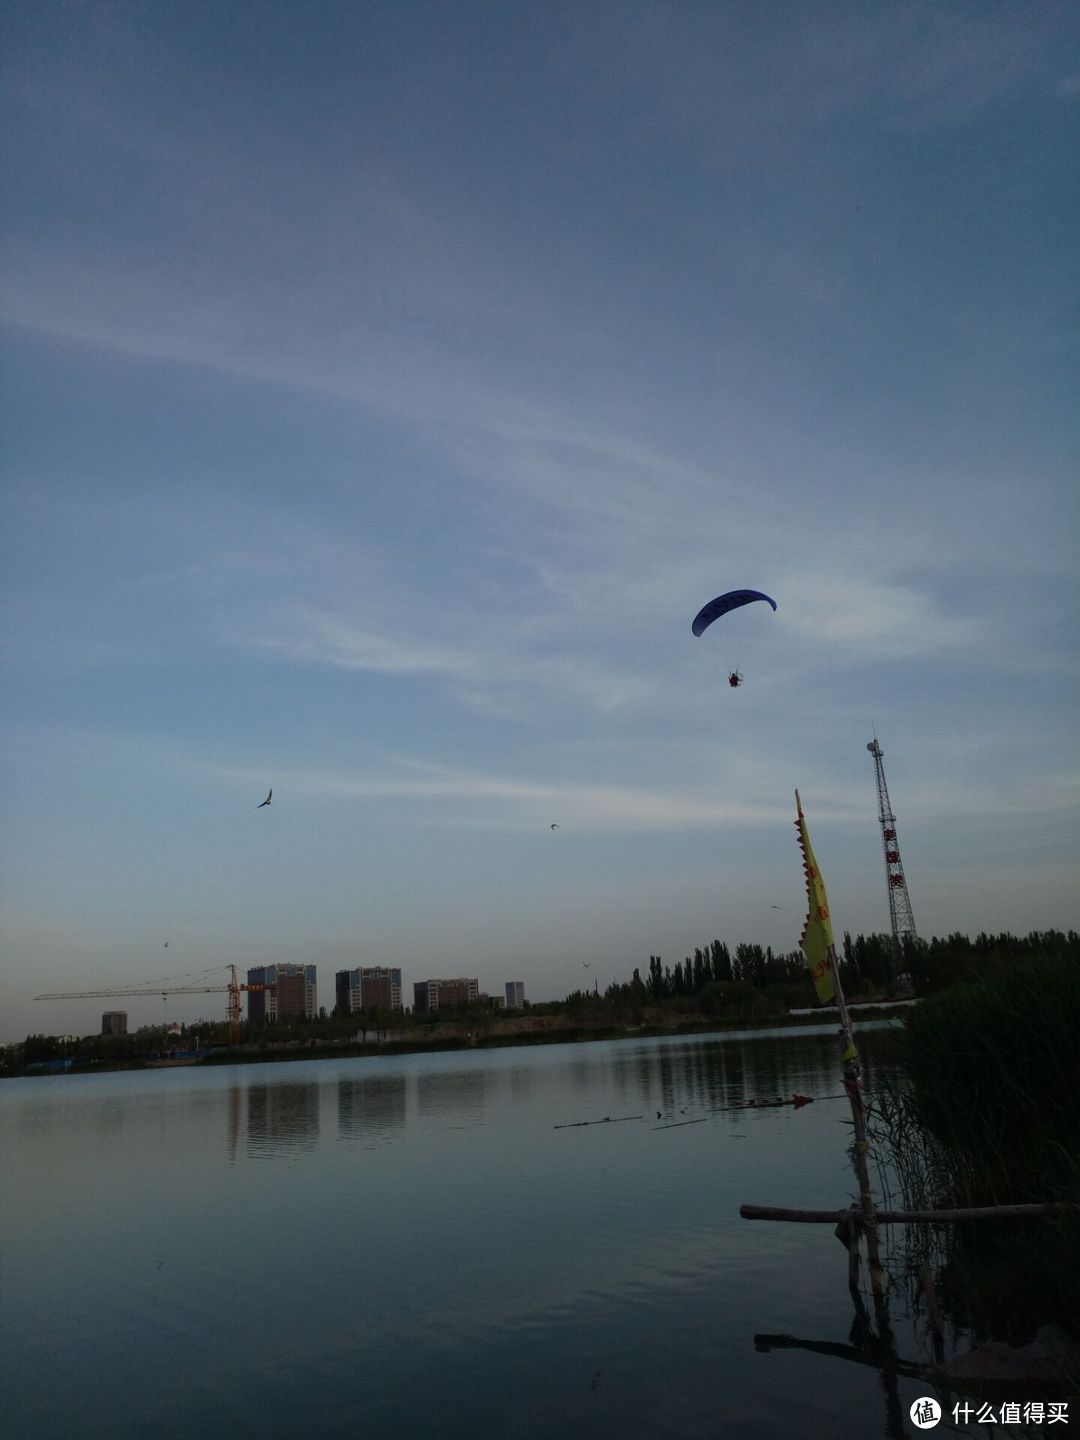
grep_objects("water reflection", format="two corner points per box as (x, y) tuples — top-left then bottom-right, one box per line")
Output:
(227, 1082), (241, 1165)
(416, 1067), (487, 1126)
(560, 1029), (862, 1122)
(246, 1081), (320, 1156)
(337, 1074), (407, 1146)
(504, 1064), (535, 1106)
(5, 1023), (942, 1440)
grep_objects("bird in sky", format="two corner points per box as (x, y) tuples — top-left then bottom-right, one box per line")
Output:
(257, 789), (272, 808)
(770, 904), (783, 910)
(550, 823), (559, 830)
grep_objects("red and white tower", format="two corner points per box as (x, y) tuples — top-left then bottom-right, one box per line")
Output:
(867, 738), (917, 962)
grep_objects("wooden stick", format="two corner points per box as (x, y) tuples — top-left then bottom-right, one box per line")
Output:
(553, 1114), (643, 1129)
(740, 1202), (1076, 1224)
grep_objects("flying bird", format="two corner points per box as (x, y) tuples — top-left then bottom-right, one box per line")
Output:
(550, 823), (559, 830)
(256, 789), (272, 809)
(770, 904), (783, 910)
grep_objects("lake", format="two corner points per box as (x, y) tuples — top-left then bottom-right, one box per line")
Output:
(1, 1024), (981, 1438)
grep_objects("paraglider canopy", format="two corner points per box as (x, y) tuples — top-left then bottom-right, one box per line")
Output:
(692, 589), (777, 637)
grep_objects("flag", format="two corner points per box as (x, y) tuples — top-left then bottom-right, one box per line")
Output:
(795, 790), (835, 1005)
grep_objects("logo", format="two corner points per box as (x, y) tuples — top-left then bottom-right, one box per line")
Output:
(910, 1398), (941, 1429)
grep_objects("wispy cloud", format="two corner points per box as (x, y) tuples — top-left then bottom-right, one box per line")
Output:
(243, 604), (473, 678)
(230, 599), (655, 717)
(775, 575), (983, 658)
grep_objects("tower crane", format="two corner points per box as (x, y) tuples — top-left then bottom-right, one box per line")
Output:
(34, 964), (273, 1046)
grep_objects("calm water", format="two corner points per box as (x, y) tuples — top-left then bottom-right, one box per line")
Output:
(2, 1025), (971, 1439)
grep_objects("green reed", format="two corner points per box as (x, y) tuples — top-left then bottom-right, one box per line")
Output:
(867, 953), (1080, 1340)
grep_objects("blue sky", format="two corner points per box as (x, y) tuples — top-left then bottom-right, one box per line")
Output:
(2, 1), (1077, 1041)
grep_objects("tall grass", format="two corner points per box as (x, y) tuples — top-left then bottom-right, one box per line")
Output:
(896, 953), (1080, 1205)
(868, 953), (1080, 1341)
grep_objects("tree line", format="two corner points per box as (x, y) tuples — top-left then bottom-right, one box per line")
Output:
(7, 929), (1077, 1075)
(552, 928), (1080, 1024)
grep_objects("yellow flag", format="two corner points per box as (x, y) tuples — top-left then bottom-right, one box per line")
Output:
(795, 790), (835, 1005)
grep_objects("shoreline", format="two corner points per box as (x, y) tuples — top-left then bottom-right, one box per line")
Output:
(3, 1000), (914, 1078)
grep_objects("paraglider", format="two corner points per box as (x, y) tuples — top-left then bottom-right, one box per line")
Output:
(692, 589), (776, 687)
(691, 589), (777, 637)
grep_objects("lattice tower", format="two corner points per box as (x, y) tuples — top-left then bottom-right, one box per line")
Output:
(867, 739), (917, 962)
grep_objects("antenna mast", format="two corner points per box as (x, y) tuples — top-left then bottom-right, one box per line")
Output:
(866, 738), (917, 965)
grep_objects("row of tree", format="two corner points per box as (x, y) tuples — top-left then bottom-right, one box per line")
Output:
(8, 929), (1077, 1075)
(551, 928), (1080, 1026)
(640, 928), (1080, 1001)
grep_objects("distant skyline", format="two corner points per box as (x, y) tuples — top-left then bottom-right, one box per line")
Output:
(3, 1), (1078, 1041)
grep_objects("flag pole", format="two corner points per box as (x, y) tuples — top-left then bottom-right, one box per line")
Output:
(795, 791), (884, 1303)
(828, 942), (885, 1303)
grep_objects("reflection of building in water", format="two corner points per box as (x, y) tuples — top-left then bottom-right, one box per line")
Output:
(246, 964), (317, 1022)
(101, 1011), (127, 1036)
(413, 977), (479, 1012)
(337, 1074), (407, 1142)
(504, 982), (525, 1010)
(335, 967), (403, 1014)
(416, 1068), (487, 1125)
(246, 1082), (320, 1154)
(227, 1083), (241, 1165)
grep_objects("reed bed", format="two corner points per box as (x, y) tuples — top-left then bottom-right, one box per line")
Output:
(866, 953), (1080, 1341)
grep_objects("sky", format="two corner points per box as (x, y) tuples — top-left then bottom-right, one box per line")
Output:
(2, 1), (1078, 1042)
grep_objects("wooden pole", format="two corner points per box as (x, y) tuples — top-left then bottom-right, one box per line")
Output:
(740, 1202), (1076, 1223)
(826, 944), (885, 1304)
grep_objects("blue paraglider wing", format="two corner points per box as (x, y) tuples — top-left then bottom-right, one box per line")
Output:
(691, 589), (777, 637)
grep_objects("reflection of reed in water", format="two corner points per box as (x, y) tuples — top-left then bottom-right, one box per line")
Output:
(246, 1082), (320, 1156)
(337, 1074), (407, 1144)
(416, 1068), (487, 1126)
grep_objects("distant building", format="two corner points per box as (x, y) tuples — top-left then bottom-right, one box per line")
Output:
(335, 967), (403, 1014)
(335, 970), (359, 1015)
(505, 982), (525, 1010)
(246, 964), (317, 1022)
(412, 978), (479, 1013)
(101, 1011), (128, 1037)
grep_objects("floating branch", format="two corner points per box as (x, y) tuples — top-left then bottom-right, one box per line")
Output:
(553, 1114), (643, 1129)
